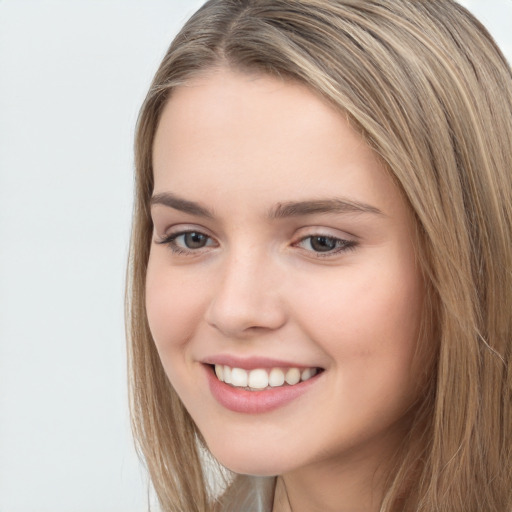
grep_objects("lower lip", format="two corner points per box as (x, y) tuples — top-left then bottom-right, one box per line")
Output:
(204, 365), (321, 414)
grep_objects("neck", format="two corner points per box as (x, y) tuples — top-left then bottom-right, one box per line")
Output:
(272, 463), (387, 512)
(271, 432), (405, 512)
(269, 403), (426, 512)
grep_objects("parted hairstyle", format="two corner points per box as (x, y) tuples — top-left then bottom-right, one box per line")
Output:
(126, 1), (512, 510)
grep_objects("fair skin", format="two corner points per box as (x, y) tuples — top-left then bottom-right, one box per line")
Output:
(146, 67), (425, 512)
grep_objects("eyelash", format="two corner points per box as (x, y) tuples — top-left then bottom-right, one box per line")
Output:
(156, 231), (217, 255)
(293, 235), (358, 257)
(156, 230), (358, 257)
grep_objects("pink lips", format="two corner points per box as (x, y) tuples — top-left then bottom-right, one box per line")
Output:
(203, 355), (316, 370)
(203, 363), (321, 414)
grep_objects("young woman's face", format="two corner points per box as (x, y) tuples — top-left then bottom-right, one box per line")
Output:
(146, 68), (426, 477)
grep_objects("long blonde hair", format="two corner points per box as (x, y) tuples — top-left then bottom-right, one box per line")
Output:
(126, 1), (512, 510)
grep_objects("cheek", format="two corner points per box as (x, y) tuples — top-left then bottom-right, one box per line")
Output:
(145, 256), (204, 359)
(292, 257), (424, 383)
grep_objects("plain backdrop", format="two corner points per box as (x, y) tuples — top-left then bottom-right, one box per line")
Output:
(0, 1), (510, 511)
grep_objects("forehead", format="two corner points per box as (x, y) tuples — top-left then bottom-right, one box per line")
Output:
(153, 68), (351, 168)
(152, 67), (405, 221)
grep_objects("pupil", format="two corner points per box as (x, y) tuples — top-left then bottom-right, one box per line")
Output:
(185, 232), (207, 249)
(311, 236), (336, 252)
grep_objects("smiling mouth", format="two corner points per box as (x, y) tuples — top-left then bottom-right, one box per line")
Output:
(212, 364), (322, 391)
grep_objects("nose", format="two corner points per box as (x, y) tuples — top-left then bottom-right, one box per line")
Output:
(205, 251), (287, 338)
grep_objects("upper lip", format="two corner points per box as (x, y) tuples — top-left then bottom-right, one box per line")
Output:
(201, 355), (322, 370)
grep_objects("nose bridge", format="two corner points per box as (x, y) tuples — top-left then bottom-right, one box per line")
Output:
(205, 243), (286, 337)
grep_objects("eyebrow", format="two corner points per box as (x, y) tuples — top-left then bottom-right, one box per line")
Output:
(268, 198), (383, 218)
(150, 192), (383, 219)
(150, 192), (214, 218)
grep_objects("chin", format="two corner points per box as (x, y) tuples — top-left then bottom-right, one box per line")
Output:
(205, 439), (293, 477)
(218, 458), (284, 477)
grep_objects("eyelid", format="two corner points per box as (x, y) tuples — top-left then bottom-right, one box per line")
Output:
(291, 228), (359, 257)
(155, 225), (219, 255)
(153, 224), (358, 258)
(155, 222), (214, 240)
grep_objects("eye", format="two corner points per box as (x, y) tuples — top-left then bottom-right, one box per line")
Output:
(295, 235), (357, 255)
(176, 232), (211, 249)
(156, 230), (217, 254)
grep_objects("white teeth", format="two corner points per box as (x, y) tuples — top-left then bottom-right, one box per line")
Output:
(248, 369), (268, 389)
(223, 365), (232, 384)
(269, 368), (285, 387)
(213, 364), (319, 390)
(230, 367), (248, 387)
(301, 368), (317, 381)
(285, 368), (301, 385)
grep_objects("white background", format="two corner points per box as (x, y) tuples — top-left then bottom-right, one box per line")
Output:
(0, 1), (510, 511)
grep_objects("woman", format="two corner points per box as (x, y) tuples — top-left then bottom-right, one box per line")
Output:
(126, 1), (512, 510)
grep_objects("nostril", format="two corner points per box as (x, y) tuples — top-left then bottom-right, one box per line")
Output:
(204, 276), (287, 337)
